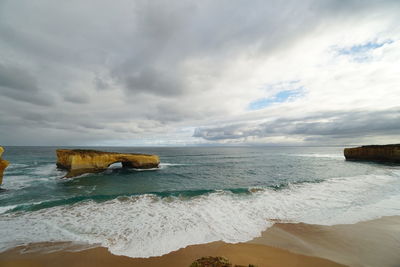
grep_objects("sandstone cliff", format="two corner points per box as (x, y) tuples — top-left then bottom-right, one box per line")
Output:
(344, 144), (400, 163)
(56, 149), (160, 178)
(0, 147), (9, 185)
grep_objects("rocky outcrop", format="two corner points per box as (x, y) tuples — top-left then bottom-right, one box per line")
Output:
(190, 257), (256, 267)
(56, 149), (160, 178)
(0, 147), (9, 186)
(344, 144), (400, 163)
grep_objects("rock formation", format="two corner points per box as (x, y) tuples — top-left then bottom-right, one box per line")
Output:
(0, 147), (9, 186)
(344, 144), (400, 163)
(190, 257), (256, 267)
(56, 149), (160, 178)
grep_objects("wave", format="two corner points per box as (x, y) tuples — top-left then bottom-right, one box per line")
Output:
(129, 162), (189, 171)
(0, 170), (399, 258)
(160, 163), (189, 166)
(31, 164), (64, 177)
(4, 163), (29, 171)
(0, 205), (18, 214)
(2, 188), (253, 213)
(0, 164), (63, 190)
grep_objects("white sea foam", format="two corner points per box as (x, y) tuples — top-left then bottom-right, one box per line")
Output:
(0, 175), (32, 190)
(0, 200), (46, 214)
(31, 164), (63, 177)
(5, 163), (29, 171)
(130, 167), (160, 172)
(160, 163), (188, 166)
(0, 170), (399, 257)
(0, 205), (18, 214)
(130, 162), (187, 171)
(1, 165), (62, 190)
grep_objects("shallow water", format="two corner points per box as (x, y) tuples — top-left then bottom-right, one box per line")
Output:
(0, 146), (399, 257)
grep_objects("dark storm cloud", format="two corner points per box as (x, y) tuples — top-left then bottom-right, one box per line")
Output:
(193, 109), (400, 141)
(94, 76), (111, 91)
(0, 64), (37, 91)
(0, 24), (68, 64)
(114, 66), (184, 96)
(63, 94), (90, 104)
(0, 64), (52, 106)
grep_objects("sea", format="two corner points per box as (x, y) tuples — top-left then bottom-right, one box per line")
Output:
(0, 146), (399, 258)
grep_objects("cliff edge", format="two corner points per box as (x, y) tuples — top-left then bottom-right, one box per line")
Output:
(344, 144), (400, 163)
(0, 147), (9, 186)
(56, 149), (160, 178)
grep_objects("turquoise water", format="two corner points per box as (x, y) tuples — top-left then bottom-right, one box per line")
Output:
(0, 146), (399, 257)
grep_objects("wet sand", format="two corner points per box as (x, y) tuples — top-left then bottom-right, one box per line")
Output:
(0, 241), (343, 267)
(1, 216), (399, 267)
(250, 216), (400, 267)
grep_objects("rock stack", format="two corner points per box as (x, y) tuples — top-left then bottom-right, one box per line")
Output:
(0, 147), (9, 186)
(344, 144), (400, 163)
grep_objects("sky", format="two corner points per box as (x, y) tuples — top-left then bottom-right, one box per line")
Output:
(0, 0), (399, 146)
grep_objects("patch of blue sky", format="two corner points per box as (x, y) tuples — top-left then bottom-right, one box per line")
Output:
(336, 39), (393, 62)
(338, 41), (391, 55)
(248, 88), (303, 110)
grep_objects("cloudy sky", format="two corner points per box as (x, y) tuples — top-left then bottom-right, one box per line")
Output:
(0, 0), (399, 146)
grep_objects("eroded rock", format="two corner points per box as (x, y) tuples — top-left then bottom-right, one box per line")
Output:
(56, 149), (160, 178)
(190, 257), (232, 267)
(344, 144), (400, 163)
(0, 146), (9, 186)
(189, 256), (256, 267)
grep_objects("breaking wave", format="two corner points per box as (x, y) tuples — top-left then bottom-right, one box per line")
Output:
(0, 170), (399, 258)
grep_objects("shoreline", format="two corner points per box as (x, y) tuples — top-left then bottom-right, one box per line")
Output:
(1, 216), (399, 267)
(0, 241), (343, 267)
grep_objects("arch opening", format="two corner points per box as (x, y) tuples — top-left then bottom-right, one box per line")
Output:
(108, 162), (123, 169)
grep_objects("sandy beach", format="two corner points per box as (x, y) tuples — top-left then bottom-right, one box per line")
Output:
(251, 216), (400, 267)
(0, 240), (343, 267)
(1, 216), (399, 267)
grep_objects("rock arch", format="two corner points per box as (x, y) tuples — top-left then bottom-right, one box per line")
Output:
(56, 149), (160, 178)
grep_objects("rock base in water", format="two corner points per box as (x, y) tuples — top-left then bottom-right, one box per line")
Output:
(56, 149), (160, 178)
(0, 147), (9, 186)
(189, 256), (256, 267)
(344, 144), (400, 163)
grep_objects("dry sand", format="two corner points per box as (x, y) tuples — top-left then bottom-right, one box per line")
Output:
(0, 216), (399, 267)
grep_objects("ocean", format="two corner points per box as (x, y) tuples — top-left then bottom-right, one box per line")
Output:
(0, 146), (399, 258)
